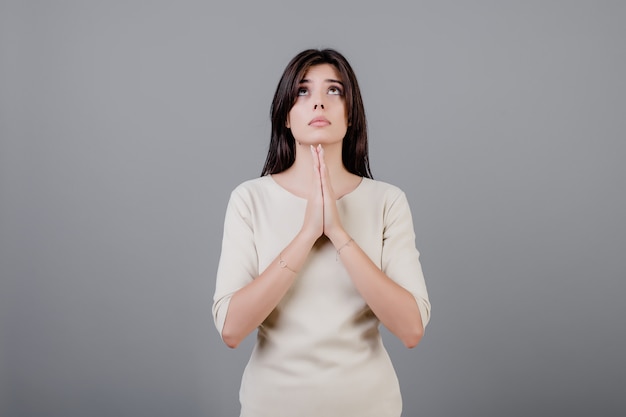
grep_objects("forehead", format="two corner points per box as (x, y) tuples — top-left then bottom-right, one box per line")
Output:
(301, 63), (342, 82)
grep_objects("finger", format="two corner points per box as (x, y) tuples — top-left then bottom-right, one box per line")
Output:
(311, 144), (322, 177)
(318, 146), (326, 182)
(310, 145), (323, 201)
(318, 146), (332, 197)
(310, 145), (317, 169)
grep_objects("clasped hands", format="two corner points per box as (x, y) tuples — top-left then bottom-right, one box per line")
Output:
(301, 144), (347, 246)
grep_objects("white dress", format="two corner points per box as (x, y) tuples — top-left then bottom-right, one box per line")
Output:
(213, 175), (431, 417)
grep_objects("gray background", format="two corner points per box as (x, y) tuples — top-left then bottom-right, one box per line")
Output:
(1, 1), (625, 416)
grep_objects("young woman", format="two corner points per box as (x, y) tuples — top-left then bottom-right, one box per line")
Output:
(213, 48), (431, 417)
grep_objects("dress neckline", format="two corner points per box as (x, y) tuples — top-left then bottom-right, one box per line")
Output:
(267, 175), (366, 201)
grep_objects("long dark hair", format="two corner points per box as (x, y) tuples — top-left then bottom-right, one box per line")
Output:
(261, 48), (372, 178)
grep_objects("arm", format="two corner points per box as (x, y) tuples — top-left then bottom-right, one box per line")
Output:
(220, 230), (316, 348)
(328, 230), (425, 348)
(318, 146), (430, 349)
(215, 148), (325, 348)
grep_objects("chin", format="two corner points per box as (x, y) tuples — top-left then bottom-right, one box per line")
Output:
(298, 139), (340, 148)
(296, 134), (345, 146)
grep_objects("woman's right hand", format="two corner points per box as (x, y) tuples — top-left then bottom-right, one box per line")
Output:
(300, 145), (324, 242)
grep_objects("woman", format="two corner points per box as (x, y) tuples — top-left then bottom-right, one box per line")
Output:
(213, 48), (431, 417)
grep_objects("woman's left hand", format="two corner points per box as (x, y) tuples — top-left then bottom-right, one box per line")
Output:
(315, 145), (346, 243)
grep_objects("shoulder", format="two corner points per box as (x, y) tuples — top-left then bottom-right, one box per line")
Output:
(358, 177), (406, 203)
(229, 176), (274, 200)
(354, 178), (415, 222)
(223, 177), (275, 217)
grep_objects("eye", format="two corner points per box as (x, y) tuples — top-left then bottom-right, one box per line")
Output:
(297, 87), (309, 96)
(328, 86), (343, 95)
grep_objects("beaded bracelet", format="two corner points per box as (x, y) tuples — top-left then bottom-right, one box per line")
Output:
(279, 253), (297, 274)
(336, 238), (354, 260)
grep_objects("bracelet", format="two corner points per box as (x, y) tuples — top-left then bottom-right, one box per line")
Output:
(279, 253), (297, 274)
(336, 237), (353, 260)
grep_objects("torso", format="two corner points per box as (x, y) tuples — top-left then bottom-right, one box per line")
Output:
(234, 176), (406, 417)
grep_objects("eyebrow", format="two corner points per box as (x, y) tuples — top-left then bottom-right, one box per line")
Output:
(299, 78), (344, 85)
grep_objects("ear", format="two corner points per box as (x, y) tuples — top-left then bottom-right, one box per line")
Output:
(285, 116), (290, 129)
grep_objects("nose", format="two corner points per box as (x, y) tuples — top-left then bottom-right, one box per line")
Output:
(313, 89), (325, 110)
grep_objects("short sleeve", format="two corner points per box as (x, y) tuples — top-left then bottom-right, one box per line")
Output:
(381, 191), (431, 329)
(212, 187), (259, 338)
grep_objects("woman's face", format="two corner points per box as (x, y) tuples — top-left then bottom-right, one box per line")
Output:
(286, 64), (348, 146)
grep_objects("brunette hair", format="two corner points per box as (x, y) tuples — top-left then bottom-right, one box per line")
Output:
(261, 48), (372, 178)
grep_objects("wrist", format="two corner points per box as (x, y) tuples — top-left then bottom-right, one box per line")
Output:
(327, 229), (350, 248)
(297, 228), (321, 247)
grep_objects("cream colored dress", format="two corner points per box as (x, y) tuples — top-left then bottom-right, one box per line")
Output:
(213, 176), (431, 417)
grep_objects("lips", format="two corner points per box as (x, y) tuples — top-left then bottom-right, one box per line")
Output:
(308, 117), (330, 127)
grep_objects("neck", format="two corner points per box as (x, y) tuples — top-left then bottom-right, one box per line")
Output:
(271, 141), (360, 199)
(292, 141), (347, 182)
